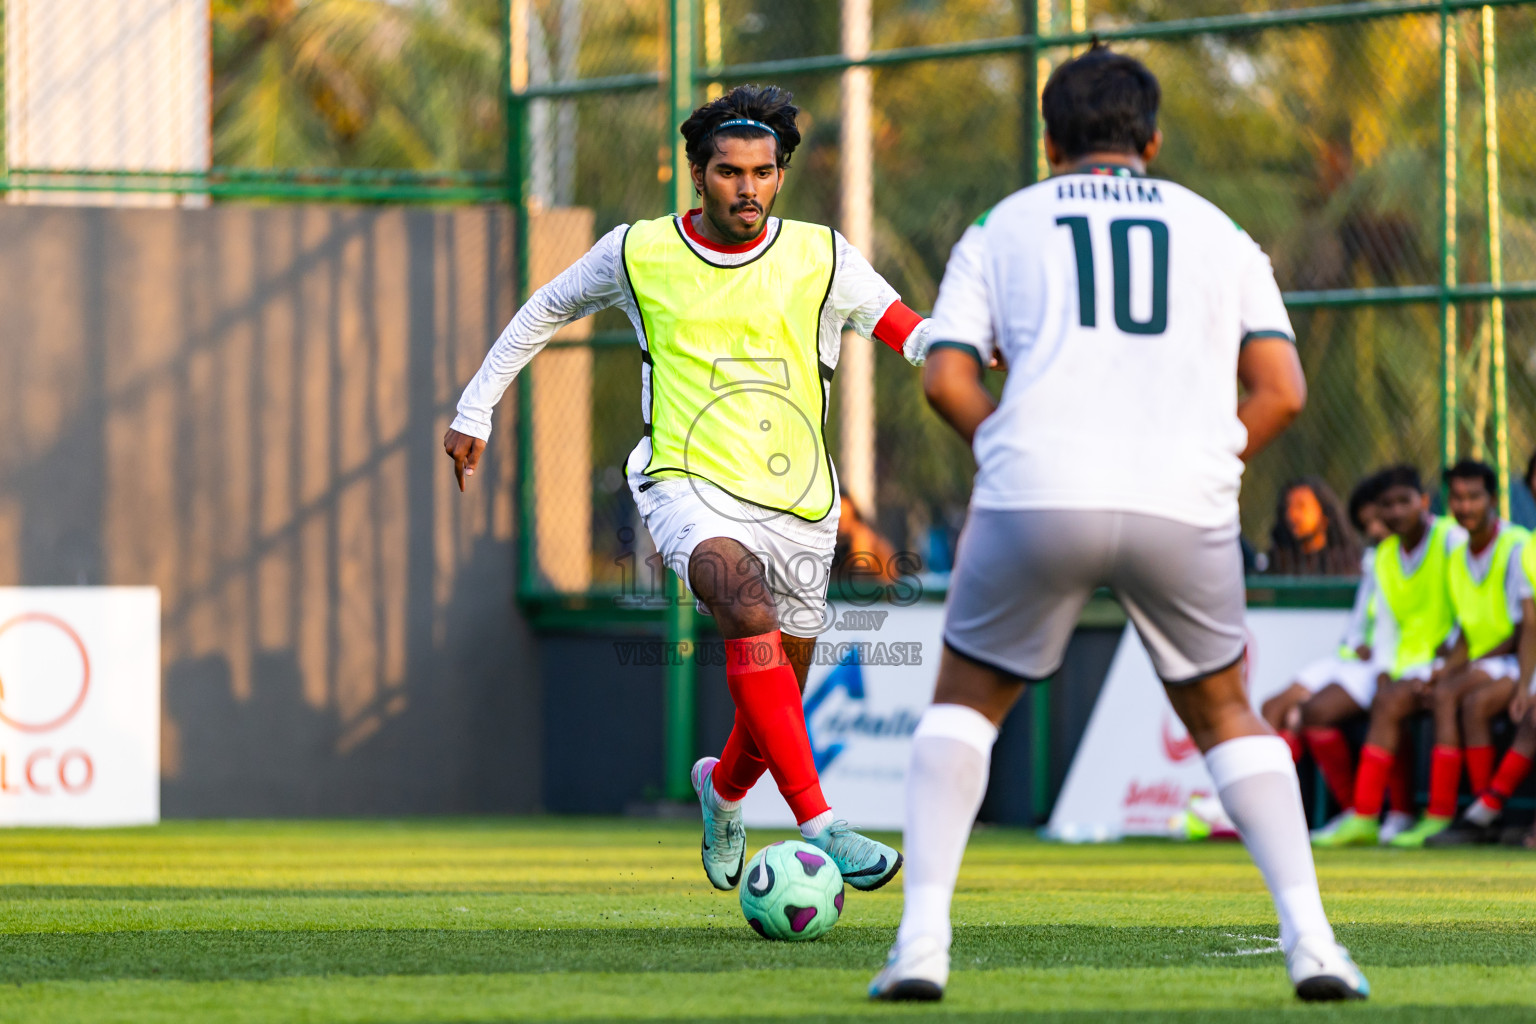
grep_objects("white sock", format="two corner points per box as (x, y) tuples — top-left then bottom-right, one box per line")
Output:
(895, 704), (999, 952)
(702, 768), (742, 812)
(1465, 796), (1498, 827)
(799, 809), (834, 839)
(1205, 735), (1335, 954)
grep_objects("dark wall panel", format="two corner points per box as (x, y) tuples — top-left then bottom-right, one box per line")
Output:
(0, 203), (539, 816)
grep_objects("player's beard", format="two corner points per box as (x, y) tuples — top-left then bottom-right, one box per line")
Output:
(710, 193), (775, 244)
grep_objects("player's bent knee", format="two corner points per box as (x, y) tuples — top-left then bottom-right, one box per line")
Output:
(1461, 688), (1493, 720)
(1299, 687), (1356, 728)
(1432, 685), (1462, 716)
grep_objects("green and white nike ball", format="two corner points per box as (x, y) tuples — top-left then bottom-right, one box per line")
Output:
(739, 840), (844, 941)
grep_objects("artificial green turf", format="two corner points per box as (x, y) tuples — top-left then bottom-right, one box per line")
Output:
(0, 819), (1532, 1022)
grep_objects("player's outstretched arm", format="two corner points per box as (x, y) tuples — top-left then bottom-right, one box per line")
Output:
(828, 230), (931, 366)
(922, 345), (996, 446)
(446, 227), (628, 489)
(1235, 338), (1306, 462)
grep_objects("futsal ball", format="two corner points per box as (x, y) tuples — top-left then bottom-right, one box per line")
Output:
(739, 840), (844, 941)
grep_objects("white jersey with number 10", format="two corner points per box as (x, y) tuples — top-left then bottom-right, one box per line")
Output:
(929, 170), (1295, 529)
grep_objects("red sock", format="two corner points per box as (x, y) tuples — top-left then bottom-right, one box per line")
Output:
(1279, 729), (1303, 762)
(1427, 745), (1463, 818)
(1304, 727), (1355, 810)
(1485, 751), (1534, 812)
(1353, 744), (1394, 817)
(1388, 748), (1414, 813)
(712, 713), (768, 801)
(1465, 745), (1495, 796)
(721, 631), (828, 824)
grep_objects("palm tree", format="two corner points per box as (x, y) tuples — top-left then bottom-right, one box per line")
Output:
(211, 0), (503, 172)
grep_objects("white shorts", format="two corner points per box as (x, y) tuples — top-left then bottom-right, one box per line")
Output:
(1294, 655), (1379, 709)
(636, 476), (838, 637)
(944, 508), (1246, 684)
(1470, 654), (1521, 683)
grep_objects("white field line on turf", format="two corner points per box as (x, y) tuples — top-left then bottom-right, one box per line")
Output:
(1203, 934), (1284, 957)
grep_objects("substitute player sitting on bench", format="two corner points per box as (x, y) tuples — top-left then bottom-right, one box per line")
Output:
(1314, 466), (1465, 848)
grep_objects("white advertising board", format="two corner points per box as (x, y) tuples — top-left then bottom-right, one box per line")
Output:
(0, 588), (161, 826)
(1046, 608), (1349, 840)
(741, 603), (943, 830)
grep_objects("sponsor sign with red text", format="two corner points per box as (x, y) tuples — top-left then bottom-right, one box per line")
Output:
(0, 588), (159, 826)
(1046, 609), (1348, 840)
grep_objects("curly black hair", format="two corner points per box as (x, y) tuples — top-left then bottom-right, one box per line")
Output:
(680, 84), (802, 169)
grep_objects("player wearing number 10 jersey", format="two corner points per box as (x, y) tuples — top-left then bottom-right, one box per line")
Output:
(870, 45), (1369, 1003)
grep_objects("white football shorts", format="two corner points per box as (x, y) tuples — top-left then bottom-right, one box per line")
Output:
(943, 508), (1246, 684)
(1470, 654), (1521, 683)
(1293, 654), (1380, 709)
(635, 476), (838, 638)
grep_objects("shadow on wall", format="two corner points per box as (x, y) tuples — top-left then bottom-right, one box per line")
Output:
(0, 204), (539, 816)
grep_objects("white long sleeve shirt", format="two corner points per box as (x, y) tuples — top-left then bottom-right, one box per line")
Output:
(1340, 547), (1378, 653)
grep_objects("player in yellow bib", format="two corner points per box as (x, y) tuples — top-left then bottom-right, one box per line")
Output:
(1388, 461), (1532, 846)
(444, 86), (930, 894)
(1263, 472), (1415, 843)
(1432, 454), (1536, 846)
(1314, 465), (1464, 848)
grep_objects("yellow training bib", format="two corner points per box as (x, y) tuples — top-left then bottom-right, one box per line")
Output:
(624, 217), (837, 521)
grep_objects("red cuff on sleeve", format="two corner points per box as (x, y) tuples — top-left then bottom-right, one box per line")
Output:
(872, 301), (922, 353)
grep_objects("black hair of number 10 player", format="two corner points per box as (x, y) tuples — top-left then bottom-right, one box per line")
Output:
(679, 84), (803, 247)
(1040, 42), (1163, 166)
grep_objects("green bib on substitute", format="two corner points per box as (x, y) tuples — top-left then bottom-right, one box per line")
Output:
(1449, 523), (1529, 660)
(1375, 517), (1456, 676)
(624, 216), (837, 521)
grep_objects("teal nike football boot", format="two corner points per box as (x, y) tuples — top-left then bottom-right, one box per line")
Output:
(807, 819), (903, 891)
(691, 757), (746, 890)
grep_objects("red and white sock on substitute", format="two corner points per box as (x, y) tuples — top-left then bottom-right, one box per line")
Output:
(1205, 735), (1334, 954)
(720, 631), (829, 827)
(1467, 750), (1534, 826)
(895, 704), (999, 953)
(1427, 746), (1463, 819)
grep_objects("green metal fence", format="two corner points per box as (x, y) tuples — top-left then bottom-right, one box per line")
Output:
(497, 0), (1536, 801)
(502, 0), (1536, 610)
(5, 0), (1533, 809)
(1, 0), (512, 203)
(5, 1), (1531, 594)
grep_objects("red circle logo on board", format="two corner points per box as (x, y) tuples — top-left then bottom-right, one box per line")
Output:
(0, 613), (91, 733)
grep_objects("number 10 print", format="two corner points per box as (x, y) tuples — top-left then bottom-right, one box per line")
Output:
(1056, 216), (1169, 335)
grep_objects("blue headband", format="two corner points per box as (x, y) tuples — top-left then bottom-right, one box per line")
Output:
(711, 118), (778, 142)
